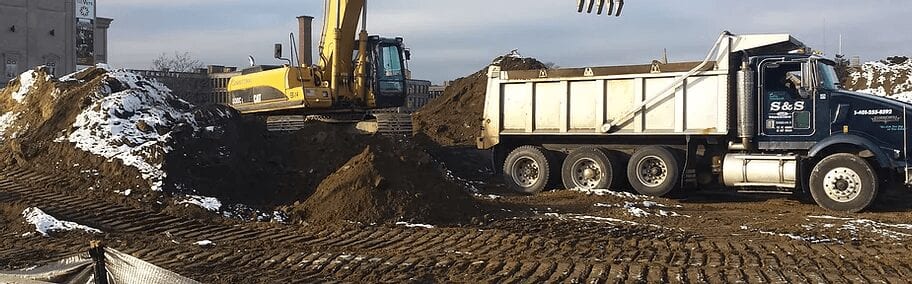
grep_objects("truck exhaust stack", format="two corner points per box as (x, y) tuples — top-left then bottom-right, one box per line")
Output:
(578, 0), (624, 16)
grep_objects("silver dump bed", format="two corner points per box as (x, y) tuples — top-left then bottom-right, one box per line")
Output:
(478, 33), (806, 149)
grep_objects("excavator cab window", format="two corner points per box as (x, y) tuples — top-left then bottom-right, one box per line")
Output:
(376, 44), (405, 93)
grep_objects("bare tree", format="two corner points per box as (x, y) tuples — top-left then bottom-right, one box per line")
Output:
(152, 51), (204, 72)
(544, 62), (561, 69)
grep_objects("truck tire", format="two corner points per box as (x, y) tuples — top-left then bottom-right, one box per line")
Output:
(809, 153), (878, 213)
(503, 146), (553, 194)
(561, 147), (620, 190)
(627, 146), (681, 196)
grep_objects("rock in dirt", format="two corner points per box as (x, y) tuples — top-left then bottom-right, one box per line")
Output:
(294, 142), (481, 226)
(412, 55), (546, 147)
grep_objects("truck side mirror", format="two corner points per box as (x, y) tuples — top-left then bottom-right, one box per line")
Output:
(800, 62), (817, 99)
(274, 44), (283, 59)
(404, 49), (411, 61)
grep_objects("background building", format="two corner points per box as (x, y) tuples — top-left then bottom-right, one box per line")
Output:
(0, 0), (112, 84)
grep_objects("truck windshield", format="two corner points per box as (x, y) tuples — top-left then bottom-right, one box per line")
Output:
(817, 63), (840, 90)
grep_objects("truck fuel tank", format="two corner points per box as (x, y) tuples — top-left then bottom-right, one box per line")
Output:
(722, 154), (798, 189)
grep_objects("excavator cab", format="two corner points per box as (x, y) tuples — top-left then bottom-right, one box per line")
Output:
(367, 36), (408, 108)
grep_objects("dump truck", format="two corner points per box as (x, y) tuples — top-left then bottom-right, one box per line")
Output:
(479, 31), (912, 212)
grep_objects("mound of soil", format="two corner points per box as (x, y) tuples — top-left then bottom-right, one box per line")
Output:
(1, 66), (482, 225)
(845, 56), (912, 99)
(0, 67), (155, 194)
(412, 55), (546, 146)
(167, 115), (375, 208)
(294, 141), (481, 226)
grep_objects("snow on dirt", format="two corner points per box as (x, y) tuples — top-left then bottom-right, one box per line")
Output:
(11, 70), (40, 104)
(194, 240), (215, 246)
(22, 207), (102, 237)
(0, 112), (18, 142)
(571, 188), (647, 200)
(595, 201), (687, 218)
(847, 56), (912, 102)
(178, 195), (223, 212)
(65, 69), (195, 191)
(395, 222), (435, 229)
(807, 215), (912, 241)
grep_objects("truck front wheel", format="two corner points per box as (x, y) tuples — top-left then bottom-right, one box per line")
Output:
(503, 146), (553, 194)
(809, 153), (878, 213)
(627, 146), (682, 196)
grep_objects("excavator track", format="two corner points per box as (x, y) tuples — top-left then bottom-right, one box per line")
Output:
(2, 166), (911, 282)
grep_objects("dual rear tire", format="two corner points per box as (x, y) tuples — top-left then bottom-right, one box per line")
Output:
(503, 145), (682, 196)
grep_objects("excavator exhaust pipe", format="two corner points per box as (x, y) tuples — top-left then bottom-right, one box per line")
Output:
(577, 0), (624, 16)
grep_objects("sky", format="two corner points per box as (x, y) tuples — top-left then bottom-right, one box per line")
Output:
(99, 0), (912, 84)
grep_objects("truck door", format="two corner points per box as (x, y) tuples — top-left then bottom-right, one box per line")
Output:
(758, 59), (816, 139)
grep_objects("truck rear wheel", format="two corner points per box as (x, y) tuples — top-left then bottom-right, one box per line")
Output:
(503, 146), (553, 194)
(627, 146), (681, 196)
(809, 153), (878, 213)
(561, 147), (621, 190)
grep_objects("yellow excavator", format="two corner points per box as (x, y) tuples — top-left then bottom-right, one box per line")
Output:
(227, 0), (409, 116)
(226, 0), (621, 118)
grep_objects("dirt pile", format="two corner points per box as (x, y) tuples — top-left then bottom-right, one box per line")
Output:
(294, 141), (481, 226)
(0, 66), (169, 193)
(0, 66), (483, 224)
(412, 55), (546, 146)
(845, 56), (912, 101)
(167, 117), (375, 209)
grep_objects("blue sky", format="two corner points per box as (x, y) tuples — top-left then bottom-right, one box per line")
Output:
(99, 0), (912, 83)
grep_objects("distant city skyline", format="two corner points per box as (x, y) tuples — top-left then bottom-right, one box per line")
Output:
(100, 0), (912, 83)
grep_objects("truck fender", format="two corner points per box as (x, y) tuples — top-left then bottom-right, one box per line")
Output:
(807, 134), (892, 169)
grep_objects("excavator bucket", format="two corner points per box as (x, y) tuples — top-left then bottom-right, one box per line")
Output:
(577, 0), (624, 16)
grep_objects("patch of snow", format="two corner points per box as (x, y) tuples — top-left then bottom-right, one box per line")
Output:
(272, 211), (288, 223)
(178, 195), (222, 211)
(194, 240), (215, 246)
(395, 222), (435, 229)
(570, 188), (646, 199)
(594, 201), (687, 218)
(11, 70), (39, 103)
(740, 224), (838, 244)
(474, 194), (502, 200)
(848, 57), (912, 102)
(64, 68), (195, 191)
(22, 207), (102, 237)
(808, 215), (912, 241)
(0, 112), (19, 141)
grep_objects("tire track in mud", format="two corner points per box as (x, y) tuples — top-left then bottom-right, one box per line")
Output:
(2, 167), (911, 283)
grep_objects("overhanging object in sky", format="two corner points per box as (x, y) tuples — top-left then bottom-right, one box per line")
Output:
(577, 0), (624, 16)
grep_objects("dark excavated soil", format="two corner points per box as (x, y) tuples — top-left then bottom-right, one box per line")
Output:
(412, 56), (546, 147)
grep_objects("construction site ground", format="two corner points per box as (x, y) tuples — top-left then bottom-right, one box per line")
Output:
(3, 145), (912, 283)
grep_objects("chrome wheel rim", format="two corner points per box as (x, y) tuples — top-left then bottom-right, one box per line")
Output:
(511, 157), (540, 188)
(823, 167), (862, 203)
(636, 155), (668, 187)
(571, 158), (603, 189)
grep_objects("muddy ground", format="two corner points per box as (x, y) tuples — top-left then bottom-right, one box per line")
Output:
(2, 146), (912, 282)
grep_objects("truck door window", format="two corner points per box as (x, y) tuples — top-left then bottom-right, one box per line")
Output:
(761, 61), (814, 135)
